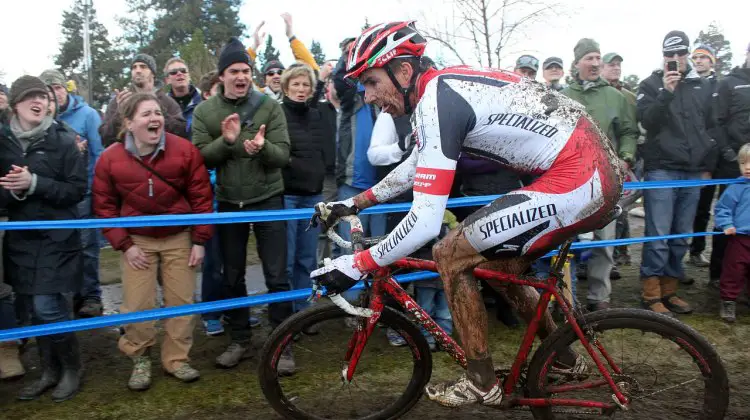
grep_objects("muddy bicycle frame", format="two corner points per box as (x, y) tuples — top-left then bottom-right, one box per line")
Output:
(325, 216), (630, 412)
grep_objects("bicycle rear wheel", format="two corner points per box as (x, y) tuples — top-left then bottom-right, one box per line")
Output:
(526, 308), (728, 420)
(258, 302), (433, 420)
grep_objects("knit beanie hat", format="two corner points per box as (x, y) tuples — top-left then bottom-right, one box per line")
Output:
(262, 60), (285, 74)
(218, 37), (251, 75)
(692, 44), (716, 63)
(574, 38), (600, 63)
(662, 31), (690, 55)
(132, 53), (157, 76)
(0, 84), (8, 96)
(39, 69), (66, 86)
(9, 75), (49, 108)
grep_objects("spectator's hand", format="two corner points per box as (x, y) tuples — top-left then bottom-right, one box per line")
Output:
(188, 245), (205, 268)
(311, 198), (359, 231)
(281, 12), (294, 38)
(76, 135), (88, 153)
(662, 70), (680, 93)
(319, 61), (334, 82)
(0, 165), (32, 192)
(251, 21), (266, 51)
(221, 113), (241, 144)
(244, 124), (265, 155)
(114, 88), (133, 105)
(310, 254), (363, 295)
(124, 245), (150, 270)
(725, 227), (737, 236)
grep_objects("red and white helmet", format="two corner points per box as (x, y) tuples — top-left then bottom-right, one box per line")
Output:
(345, 21), (427, 80)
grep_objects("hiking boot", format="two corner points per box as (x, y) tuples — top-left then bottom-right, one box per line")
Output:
(203, 319), (224, 336)
(720, 301), (736, 323)
(425, 375), (503, 407)
(610, 266), (621, 281)
(77, 299), (103, 318)
(277, 346), (296, 376)
(18, 337), (59, 400)
(128, 356), (152, 391)
(0, 341), (25, 380)
(216, 342), (253, 369)
(688, 253), (710, 268)
(641, 276), (674, 318)
(660, 276), (693, 314)
(168, 363), (200, 382)
(386, 328), (407, 347)
(50, 334), (82, 402)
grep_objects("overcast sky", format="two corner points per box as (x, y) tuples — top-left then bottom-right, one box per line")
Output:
(1, 0), (748, 85)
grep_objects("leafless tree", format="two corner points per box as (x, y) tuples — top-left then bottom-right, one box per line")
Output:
(417, 0), (559, 68)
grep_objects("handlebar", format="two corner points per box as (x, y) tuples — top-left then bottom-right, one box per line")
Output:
(325, 215), (385, 251)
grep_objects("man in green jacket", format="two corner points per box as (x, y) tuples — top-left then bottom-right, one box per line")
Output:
(562, 38), (638, 312)
(192, 37), (295, 373)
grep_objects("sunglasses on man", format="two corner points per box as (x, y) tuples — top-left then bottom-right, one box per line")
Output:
(168, 68), (188, 76)
(663, 51), (688, 58)
(266, 70), (283, 76)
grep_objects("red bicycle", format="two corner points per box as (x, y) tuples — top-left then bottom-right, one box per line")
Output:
(259, 215), (729, 419)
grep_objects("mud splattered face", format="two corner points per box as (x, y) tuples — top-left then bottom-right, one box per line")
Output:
(360, 66), (410, 117)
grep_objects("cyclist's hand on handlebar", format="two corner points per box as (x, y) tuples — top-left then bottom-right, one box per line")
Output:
(310, 198), (359, 231)
(310, 254), (363, 295)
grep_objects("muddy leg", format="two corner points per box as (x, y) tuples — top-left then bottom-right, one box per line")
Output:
(433, 227), (513, 390)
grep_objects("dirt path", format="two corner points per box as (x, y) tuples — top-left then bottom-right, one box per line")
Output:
(2, 212), (749, 419)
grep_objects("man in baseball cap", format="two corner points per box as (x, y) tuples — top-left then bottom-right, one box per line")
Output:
(542, 57), (564, 90)
(514, 55), (539, 80)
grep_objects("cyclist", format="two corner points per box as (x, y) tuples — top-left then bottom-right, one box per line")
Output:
(311, 21), (623, 408)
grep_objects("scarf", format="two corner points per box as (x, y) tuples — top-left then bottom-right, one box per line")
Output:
(10, 115), (53, 151)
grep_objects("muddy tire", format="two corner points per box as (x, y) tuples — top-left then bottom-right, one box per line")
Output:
(526, 308), (729, 420)
(259, 302), (433, 420)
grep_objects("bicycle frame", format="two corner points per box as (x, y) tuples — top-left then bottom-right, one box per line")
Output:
(340, 256), (631, 412)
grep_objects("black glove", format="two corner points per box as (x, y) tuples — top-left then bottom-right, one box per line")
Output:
(311, 199), (359, 231)
(310, 255), (363, 295)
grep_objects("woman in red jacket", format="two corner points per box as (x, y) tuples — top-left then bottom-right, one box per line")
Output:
(93, 92), (213, 391)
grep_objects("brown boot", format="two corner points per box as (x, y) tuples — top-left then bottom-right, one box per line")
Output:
(641, 277), (674, 317)
(0, 341), (25, 380)
(660, 276), (693, 314)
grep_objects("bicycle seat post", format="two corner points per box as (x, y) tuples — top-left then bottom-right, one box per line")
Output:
(551, 239), (573, 275)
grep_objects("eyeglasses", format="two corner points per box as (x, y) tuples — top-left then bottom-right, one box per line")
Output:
(663, 51), (688, 58)
(266, 70), (283, 76)
(168, 68), (188, 76)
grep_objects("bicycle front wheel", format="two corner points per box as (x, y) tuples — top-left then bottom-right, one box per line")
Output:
(258, 302), (433, 420)
(526, 308), (729, 420)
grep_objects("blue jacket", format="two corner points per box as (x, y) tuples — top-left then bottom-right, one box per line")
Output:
(58, 94), (103, 190)
(168, 85), (202, 136)
(714, 177), (750, 234)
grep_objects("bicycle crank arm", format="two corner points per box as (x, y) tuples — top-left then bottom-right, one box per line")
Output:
(330, 295), (374, 317)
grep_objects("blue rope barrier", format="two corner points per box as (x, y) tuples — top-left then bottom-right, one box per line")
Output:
(0, 178), (740, 231)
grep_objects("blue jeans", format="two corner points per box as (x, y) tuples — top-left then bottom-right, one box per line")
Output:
(640, 170), (702, 279)
(78, 194), (101, 302)
(201, 229), (223, 321)
(416, 287), (452, 343)
(18, 293), (72, 340)
(336, 184), (387, 302)
(285, 194), (323, 312)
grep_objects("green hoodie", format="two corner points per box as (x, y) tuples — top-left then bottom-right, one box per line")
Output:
(192, 85), (290, 206)
(562, 77), (638, 162)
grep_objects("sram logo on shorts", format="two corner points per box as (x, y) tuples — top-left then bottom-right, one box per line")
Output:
(413, 168), (453, 195)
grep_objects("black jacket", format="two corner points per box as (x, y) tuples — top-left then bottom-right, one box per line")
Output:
(715, 65), (750, 177)
(282, 96), (330, 195)
(637, 67), (718, 172)
(0, 121), (87, 295)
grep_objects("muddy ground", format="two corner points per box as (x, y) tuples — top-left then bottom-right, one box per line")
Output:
(1, 213), (749, 420)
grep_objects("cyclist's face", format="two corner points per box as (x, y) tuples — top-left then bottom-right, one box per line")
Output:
(361, 67), (407, 116)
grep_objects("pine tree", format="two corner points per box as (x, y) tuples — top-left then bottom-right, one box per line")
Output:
(260, 35), (281, 70)
(310, 40), (326, 66)
(362, 17), (371, 31)
(117, 0), (156, 57)
(178, 29), (217, 84)
(55, 0), (128, 106)
(694, 22), (733, 77)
